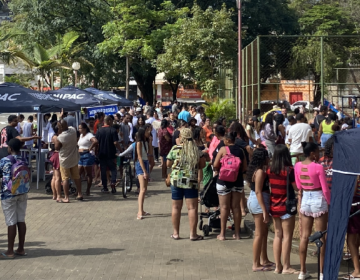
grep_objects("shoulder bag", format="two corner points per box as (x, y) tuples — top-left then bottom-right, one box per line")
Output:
(286, 167), (298, 215)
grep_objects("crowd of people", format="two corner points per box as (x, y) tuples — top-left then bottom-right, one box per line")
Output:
(0, 100), (359, 280)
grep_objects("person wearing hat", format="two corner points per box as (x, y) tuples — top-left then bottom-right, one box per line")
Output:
(132, 107), (143, 127)
(0, 138), (30, 258)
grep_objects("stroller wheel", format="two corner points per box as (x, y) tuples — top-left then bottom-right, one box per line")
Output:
(198, 220), (203, 231)
(203, 225), (210, 236)
(231, 224), (235, 231)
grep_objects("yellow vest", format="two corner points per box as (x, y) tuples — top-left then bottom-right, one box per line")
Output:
(322, 120), (334, 134)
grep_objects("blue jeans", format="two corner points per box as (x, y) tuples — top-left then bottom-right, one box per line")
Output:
(247, 191), (270, 215)
(320, 133), (333, 148)
(135, 160), (149, 176)
(171, 185), (198, 200)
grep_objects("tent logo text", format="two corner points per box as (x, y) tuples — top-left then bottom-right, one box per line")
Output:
(54, 94), (85, 100)
(0, 93), (21, 101)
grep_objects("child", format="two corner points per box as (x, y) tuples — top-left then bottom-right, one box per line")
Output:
(0, 138), (30, 258)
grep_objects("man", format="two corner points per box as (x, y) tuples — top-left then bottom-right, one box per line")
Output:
(133, 107), (142, 126)
(157, 105), (164, 120)
(168, 112), (178, 130)
(96, 116), (121, 193)
(0, 115), (41, 159)
(117, 107), (126, 117)
(178, 105), (191, 123)
(282, 108), (289, 128)
(16, 114), (25, 135)
(55, 120), (83, 202)
(94, 112), (105, 134)
(143, 102), (152, 114)
(87, 117), (95, 133)
(288, 113), (313, 165)
(63, 112), (76, 128)
(194, 106), (204, 126)
(0, 138), (30, 258)
(172, 100), (178, 113)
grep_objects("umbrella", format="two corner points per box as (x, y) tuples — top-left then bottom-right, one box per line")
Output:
(85, 87), (133, 106)
(46, 85), (112, 107)
(0, 82), (81, 113)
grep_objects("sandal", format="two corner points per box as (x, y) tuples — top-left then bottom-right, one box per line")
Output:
(190, 235), (204, 241)
(170, 234), (180, 240)
(282, 269), (300, 275)
(252, 267), (272, 272)
(14, 251), (27, 257)
(142, 212), (151, 216)
(137, 215), (143, 220)
(0, 252), (14, 259)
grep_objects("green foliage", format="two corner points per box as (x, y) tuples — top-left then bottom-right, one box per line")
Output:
(204, 99), (236, 123)
(157, 4), (237, 99)
(4, 73), (33, 88)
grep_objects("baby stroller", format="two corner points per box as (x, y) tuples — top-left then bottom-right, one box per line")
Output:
(198, 176), (234, 236)
(45, 174), (77, 195)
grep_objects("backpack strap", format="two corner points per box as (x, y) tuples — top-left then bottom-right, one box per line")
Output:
(6, 155), (16, 164)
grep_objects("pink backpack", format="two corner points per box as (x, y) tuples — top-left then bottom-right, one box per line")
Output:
(219, 147), (241, 182)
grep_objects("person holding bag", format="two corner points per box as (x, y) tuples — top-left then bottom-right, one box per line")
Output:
(295, 142), (330, 280)
(267, 144), (299, 275)
(213, 132), (247, 241)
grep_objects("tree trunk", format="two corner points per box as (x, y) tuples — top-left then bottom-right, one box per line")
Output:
(168, 80), (180, 101)
(132, 66), (157, 104)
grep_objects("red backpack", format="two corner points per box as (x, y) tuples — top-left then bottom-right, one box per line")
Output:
(219, 146), (241, 182)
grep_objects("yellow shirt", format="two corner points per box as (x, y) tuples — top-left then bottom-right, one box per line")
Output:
(322, 120), (334, 135)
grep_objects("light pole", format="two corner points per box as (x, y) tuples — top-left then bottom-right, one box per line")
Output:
(236, 0), (242, 123)
(72, 62), (81, 87)
(126, 56), (130, 99)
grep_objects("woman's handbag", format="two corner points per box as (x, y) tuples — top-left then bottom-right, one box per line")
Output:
(286, 167), (298, 215)
(165, 173), (171, 187)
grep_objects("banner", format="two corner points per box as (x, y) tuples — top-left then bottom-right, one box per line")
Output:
(87, 105), (118, 118)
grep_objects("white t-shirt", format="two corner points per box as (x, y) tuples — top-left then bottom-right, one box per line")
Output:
(132, 116), (138, 127)
(195, 113), (202, 126)
(288, 123), (312, 153)
(77, 132), (95, 150)
(145, 117), (159, 148)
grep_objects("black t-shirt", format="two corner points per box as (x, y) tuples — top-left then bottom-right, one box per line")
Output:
(96, 126), (119, 160)
(172, 130), (180, 146)
(216, 144), (245, 188)
(235, 138), (250, 163)
(0, 126), (20, 159)
(314, 115), (326, 131)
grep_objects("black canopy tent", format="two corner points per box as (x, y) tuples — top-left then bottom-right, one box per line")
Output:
(0, 82), (82, 190)
(84, 87), (133, 107)
(0, 82), (81, 113)
(46, 85), (113, 107)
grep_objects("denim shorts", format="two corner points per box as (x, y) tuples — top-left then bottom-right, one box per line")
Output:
(300, 190), (328, 218)
(321, 133), (333, 148)
(135, 160), (149, 176)
(78, 152), (95, 167)
(171, 185), (198, 200)
(216, 184), (243, 196)
(247, 191), (270, 215)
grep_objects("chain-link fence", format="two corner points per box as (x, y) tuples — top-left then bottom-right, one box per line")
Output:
(239, 35), (360, 120)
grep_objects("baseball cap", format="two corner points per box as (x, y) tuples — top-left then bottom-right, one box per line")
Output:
(136, 107), (142, 112)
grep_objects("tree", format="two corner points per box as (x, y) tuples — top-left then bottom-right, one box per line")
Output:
(290, 3), (356, 104)
(99, 1), (189, 103)
(0, 31), (32, 66)
(157, 4), (237, 99)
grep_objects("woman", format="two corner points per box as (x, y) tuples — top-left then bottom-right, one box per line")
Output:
(78, 123), (98, 196)
(172, 119), (187, 146)
(193, 127), (206, 151)
(318, 112), (336, 148)
(274, 114), (285, 145)
(246, 116), (258, 147)
(49, 122), (62, 202)
(267, 144), (299, 275)
(213, 131), (247, 240)
(247, 148), (273, 272)
(211, 125), (226, 162)
(42, 113), (51, 144)
(295, 142), (330, 280)
(158, 119), (172, 179)
(47, 114), (58, 144)
(217, 117), (227, 128)
(190, 106), (197, 118)
(136, 126), (153, 220)
(199, 113), (206, 127)
(167, 128), (206, 240)
(263, 113), (277, 157)
(202, 117), (212, 143)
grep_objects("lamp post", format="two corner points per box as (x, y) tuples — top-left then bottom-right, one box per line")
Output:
(126, 56), (130, 99)
(72, 62), (81, 87)
(236, 0), (242, 123)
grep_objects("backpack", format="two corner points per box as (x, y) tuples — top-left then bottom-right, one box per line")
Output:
(0, 127), (8, 148)
(5, 155), (30, 195)
(219, 146), (241, 182)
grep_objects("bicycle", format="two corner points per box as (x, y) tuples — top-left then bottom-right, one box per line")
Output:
(121, 155), (134, 198)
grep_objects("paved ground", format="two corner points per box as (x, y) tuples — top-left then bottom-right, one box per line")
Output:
(0, 166), (350, 280)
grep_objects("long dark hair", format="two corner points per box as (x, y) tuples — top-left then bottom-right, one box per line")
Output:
(326, 112), (337, 124)
(193, 126), (203, 141)
(274, 114), (284, 135)
(136, 127), (148, 158)
(50, 114), (58, 123)
(270, 144), (292, 175)
(246, 148), (269, 182)
(264, 113), (274, 125)
(136, 115), (146, 128)
(161, 119), (169, 129)
(301, 142), (319, 158)
(230, 122), (249, 143)
(324, 135), (334, 158)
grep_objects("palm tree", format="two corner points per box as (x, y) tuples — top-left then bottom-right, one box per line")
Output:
(0, 32), (33, 67)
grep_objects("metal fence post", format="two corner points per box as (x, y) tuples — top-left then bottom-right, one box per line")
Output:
(242, 48), (245, 122)
(321, 36), (324, 105)
(245, 46), (249, 117)
(251, 41), (254, 112)
(257, 37), (261, 109)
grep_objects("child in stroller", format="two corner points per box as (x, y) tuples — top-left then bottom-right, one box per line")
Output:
(199, 176), (234, 236)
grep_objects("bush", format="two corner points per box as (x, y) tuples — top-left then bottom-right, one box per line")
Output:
(204, 99), (236, 125)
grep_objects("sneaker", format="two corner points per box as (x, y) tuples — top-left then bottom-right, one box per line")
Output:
(298, 272), (311, 280)
(101, 188), (109, 193)
(320, 273), (323, 280)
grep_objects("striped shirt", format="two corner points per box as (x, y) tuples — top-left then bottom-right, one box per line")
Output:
(267, 167), (295, 218)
